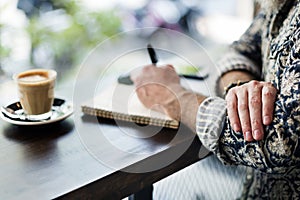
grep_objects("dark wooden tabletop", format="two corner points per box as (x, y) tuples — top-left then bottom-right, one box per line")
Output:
(0, 76), (208, 199)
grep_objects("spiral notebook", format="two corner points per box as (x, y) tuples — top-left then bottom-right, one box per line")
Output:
(81, 83), (179, 129)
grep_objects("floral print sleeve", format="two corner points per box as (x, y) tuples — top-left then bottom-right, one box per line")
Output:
(219, 61), (300, 174)
(197, 1), (300, 174)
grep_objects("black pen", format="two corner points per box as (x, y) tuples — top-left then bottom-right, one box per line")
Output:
(179, 73), (208, 80)
(118, 44), (208, 84)
(118, 44), (158, 85)
(147, 44), (158, 65)
(146, 44), (208, 80)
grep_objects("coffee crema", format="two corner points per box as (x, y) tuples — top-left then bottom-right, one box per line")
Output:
(17, 70), (51, 85)
(19, 74), (48, 82)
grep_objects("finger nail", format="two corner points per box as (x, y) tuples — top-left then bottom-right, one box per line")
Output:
(245, 131), (252, 141)
(233, 124), (240, 132)
(263, 116), (271, 125)
(253, 129), (261, 140)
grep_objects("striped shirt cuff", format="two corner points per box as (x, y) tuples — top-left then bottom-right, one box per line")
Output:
(216, 50), (261, 79)
(196, 97), (226, 155)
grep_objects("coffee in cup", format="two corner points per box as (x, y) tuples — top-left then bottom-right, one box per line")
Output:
(14, 69), (57, 120)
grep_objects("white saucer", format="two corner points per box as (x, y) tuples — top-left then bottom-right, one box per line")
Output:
(0, 98), (73, 126)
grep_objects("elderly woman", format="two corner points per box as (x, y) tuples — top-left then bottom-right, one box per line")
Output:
(131, 0), (300, 198)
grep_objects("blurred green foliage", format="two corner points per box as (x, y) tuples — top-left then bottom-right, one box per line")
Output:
(0, 15), (12, 65)
(27, 0), (122, 69)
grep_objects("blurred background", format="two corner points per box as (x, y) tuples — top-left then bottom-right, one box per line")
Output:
(0, 0), (255, 84)
(0, 1), (256, 199)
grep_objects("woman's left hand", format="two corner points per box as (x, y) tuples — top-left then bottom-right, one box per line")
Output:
(225, 80), (277, 141)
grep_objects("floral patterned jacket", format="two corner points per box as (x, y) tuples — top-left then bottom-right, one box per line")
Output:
(196, 0), (300, 199)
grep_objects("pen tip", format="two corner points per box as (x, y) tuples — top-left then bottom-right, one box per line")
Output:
(147, 44), (152, 49)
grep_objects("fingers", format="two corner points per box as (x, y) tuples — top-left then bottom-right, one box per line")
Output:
(262, 84), (277, 125)
(141, 64), (174, 72)
(226, 90), (241, 133)
(248, 81), (264, 140)
(225, 80), (277, 142)
(164, 64), (175, 71)
(130, 64), (155, 84)
(226, 87), (253, 141)
(131, 64), (179, 87)
(236, 87), (253, 141)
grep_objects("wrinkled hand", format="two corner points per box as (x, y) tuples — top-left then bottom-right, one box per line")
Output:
(131, 64), (185, 120)
(225, 80), (277, 141)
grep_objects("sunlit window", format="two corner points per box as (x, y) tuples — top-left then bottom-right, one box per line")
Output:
(0, 0), (253, 77)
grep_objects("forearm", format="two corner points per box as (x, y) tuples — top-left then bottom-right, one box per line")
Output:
(161, 85), (207, 132)
(178, 70), (256, 131)
(178, 92), (206, 132)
